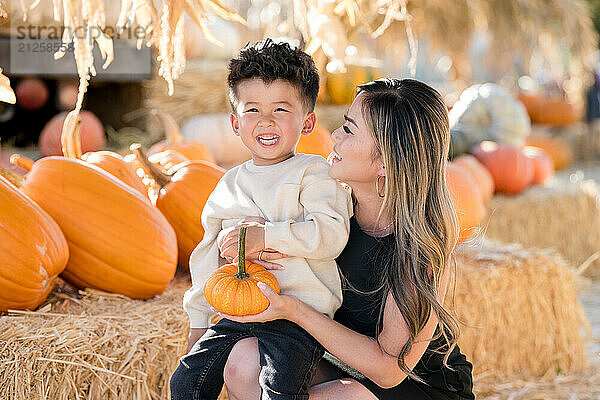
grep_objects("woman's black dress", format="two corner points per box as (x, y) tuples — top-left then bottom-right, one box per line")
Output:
(322, 217), (475, 399)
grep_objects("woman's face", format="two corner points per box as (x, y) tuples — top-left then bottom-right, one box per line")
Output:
(329, 94), (383, 187)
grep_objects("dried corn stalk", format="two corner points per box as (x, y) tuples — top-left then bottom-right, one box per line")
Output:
(21, 0), (244, 148)
(0, 67), (16, 104)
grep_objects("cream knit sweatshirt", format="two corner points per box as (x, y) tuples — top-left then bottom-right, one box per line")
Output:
(184, 154), (353, 328)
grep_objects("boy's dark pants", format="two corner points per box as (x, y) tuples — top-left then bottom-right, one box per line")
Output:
(170, 319), (324, 400)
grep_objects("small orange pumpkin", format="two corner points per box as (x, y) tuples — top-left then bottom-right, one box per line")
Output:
(296, 124), (334, 159)
(132, 144), (225, 268)
(0, 173), (69, 311)
(452, 154), (494, 202)
(471, 141), (534, 195)
(204, 226), (280, 315)
(522, 146), (554, 185)
(446, 162), (486, 243)
(147, 110), (215, 163)
(524, 135), (573, 171)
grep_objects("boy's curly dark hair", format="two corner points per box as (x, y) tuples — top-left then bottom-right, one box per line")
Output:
(227, 38), (320, 113)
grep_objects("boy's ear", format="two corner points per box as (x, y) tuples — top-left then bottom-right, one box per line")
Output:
(301, 112), (317, 136)
(230, 113), (240, 136)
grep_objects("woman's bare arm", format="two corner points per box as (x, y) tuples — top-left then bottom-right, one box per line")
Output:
(221, 266), (450, 388)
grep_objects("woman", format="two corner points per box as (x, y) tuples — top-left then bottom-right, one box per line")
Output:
(209, 78), (474, 399)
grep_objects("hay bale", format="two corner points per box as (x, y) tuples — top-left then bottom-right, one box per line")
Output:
(474, 363), (600, 399)
(451, 240), (591, 378)
(0, 277), (192, 400)
(481, 176), (600, 279)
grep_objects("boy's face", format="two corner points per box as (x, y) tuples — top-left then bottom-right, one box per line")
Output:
(230, 78), (316, 166)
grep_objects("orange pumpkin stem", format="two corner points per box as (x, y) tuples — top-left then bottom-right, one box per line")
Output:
(60, 110), (83, 159)
(0, 167), (24, 187)
(152, 109), (184, 144)
(130, 143), (172, 188)
(9, 154), (34, 172)
(235, 225), (250, 279)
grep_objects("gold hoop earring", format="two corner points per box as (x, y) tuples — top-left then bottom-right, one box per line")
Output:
(376, 175), (385, 198)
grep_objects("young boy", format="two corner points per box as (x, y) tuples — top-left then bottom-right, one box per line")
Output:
(170, 39), (352, 399)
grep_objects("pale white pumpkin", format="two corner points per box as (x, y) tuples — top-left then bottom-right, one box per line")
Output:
(449, 83), (531, 156)
(183, 16), (241, 61)
(181, 113), (251, 168)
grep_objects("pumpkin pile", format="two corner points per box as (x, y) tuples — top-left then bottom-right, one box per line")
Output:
(1, 108), (227, 311)
(449, 83), (531, 157)
(447, 139), (556, 243)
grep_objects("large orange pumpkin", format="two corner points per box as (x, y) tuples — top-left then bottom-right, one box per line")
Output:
(522, 146), (554, 185)
(38, 110), (106, 156)
(452, 154), (494, 202)
(0, 173), (69, 311)
(14, 156), (178, 299)
(446, 163), (486, 243)
(517, 93), (579, 126)
(532, 99), (578, 126)
(471, 141), (534, 194)
(80, 151), (149, 199)
(296, 124), (334, 159)
(132, 144), (225, 268)
(204, 226), (280, 315)
(148, 149), (190, 172)
(147, 110), (215, 163)
(524, 135), (573, 171)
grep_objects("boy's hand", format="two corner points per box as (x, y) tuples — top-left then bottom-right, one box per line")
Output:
(218, 217), (266, 260)
(219, 223), (265, 260)
(186, 327), (207, 354)
(218, 217), (288, 270)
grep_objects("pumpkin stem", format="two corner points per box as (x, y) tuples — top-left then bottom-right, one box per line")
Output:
(152, 109), (184, 144)
(9, 154), (34, 172)
(130, 143), (172, 188)
(60, 110), (83, 159)
(0, 166), (25, 187)
(235, 225), (250, 280)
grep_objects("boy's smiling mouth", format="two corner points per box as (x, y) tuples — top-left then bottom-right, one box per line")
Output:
(257, 134), (280, 146)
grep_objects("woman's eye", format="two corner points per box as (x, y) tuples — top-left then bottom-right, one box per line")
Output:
(343, 125), (353, 134)
(245, 108), (258, 113)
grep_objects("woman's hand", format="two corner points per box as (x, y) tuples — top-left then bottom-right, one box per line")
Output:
(218, 217), (289, 270)
(216, 282), (301, 324)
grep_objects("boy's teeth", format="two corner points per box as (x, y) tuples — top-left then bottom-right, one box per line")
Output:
(258, 135), (279, 145)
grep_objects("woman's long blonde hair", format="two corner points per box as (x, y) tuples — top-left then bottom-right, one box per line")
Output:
(357, 78), (460, 380)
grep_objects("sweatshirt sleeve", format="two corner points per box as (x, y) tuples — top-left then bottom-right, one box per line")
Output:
(264, 174), (352, 260)
(183, 190), (230, 328)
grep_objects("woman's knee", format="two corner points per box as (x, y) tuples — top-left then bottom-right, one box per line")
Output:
(223, 337), (261, 391)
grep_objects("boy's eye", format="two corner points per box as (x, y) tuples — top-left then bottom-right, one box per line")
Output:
(343, 125), (353, 134)
(275, 107), (288, 112)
